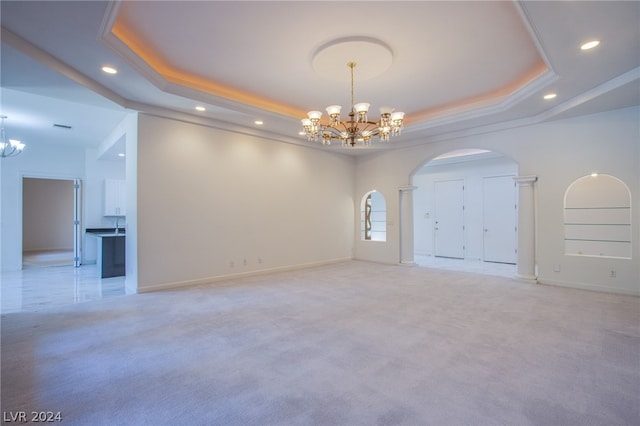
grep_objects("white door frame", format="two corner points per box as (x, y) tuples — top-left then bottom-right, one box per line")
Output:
(20, 173), (82, 269)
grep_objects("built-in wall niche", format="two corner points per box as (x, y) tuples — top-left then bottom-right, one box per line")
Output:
(361, 190), (386, 241)
(564, 174), (631, 259)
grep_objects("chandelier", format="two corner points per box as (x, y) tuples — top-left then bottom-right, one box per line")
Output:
(301, 62), (404, 147)
(0, 116), (25, 158)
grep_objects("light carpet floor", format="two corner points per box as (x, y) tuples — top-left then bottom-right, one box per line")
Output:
(2, 261), (639, 425)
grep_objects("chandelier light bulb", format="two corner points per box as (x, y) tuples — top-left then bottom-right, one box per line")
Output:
(354, 103), (370, 113)
(307, 111), (322, 121)
(10, 139), (24, 149)
(391, 111), (405, 121)
(326, 105), (342, 116)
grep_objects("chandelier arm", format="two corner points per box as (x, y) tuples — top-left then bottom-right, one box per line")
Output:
(1, 145), (18, 158)
(362, 121), (381, 127)
(322, 126), (347, 139)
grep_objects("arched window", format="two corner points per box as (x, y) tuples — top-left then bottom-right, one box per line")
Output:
(361, 190), (386, 241)
(564, 174), (631, 259)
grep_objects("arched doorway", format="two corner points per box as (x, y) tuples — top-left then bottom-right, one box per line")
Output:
(411, 149), (520, 277)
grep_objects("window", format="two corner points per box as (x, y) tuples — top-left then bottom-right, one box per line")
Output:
(361, 190), (386, 241)
(564, 174), (631, 258)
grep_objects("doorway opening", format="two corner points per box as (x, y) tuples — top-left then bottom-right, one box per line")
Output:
(22, 177), (81, 269)
(412, 149), (518, 277)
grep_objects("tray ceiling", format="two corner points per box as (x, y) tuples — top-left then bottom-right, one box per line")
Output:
(1, 1), (638, 155)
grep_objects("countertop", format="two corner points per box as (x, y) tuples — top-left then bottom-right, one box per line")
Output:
(86, 228), (126, 237)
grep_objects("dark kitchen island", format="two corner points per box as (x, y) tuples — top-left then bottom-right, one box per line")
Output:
(86, 229), (125, 278)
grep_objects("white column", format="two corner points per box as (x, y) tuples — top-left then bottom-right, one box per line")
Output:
(513, 176), (538, 283)
(399, 185), (417, 265)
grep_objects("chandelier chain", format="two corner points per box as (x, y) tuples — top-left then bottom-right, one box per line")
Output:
(349, 62), (355, 114)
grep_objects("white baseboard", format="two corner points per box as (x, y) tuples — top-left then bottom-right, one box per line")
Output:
(516, 274), (538, 284)
(136, 257), (353, 293)
(538, 278), (640, 296)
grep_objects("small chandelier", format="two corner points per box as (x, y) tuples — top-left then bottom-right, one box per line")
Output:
(0, 116), (25, 158)
(301, 62), (404, 147)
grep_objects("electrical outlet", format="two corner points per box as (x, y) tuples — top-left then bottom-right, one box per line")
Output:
(609, 269), (616, 278)
(229, 261), (234, 268)
(243, 259), (247, 266)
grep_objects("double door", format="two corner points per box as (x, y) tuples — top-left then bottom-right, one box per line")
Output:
(432, 176), (516, 264)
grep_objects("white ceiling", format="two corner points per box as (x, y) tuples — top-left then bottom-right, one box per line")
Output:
(1, 1), (639, 157)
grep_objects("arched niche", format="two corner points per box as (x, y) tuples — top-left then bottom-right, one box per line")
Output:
(564, 174), (631, 259)
(360, 190), (386, 242)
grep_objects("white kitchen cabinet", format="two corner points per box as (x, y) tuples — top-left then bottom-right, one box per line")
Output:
(104, 179), (126, 216)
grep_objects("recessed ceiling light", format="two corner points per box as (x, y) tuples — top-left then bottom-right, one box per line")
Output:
(195, 106), (206, 112)
(580, 40), (600, 50)
(102, 66), (118, 74)
(118, 153), (125, 157)
(254, 120), (264, 125)
(543, 93), (557, 100)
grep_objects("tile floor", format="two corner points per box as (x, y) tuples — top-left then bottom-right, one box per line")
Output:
(1, 264), (126, 314)
(415, 255), (516, 278)
(1, 256), (514, 314)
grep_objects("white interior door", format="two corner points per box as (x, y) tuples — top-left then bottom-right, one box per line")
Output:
(483, 175), (516, 264)
(434, 179), (465, 259)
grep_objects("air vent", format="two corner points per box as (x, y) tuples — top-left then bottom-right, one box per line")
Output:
(53, 123), (72, 129)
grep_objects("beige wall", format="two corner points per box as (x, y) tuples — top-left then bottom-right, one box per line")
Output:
(355, 106), (640, 295)
(22, 178), (74, 252)
(136, 115), (355, 291)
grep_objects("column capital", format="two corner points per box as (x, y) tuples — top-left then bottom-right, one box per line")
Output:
(399, 185), (418, 192)
(513, 176), (538, 185)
